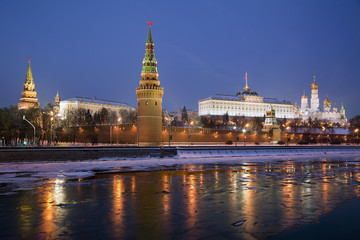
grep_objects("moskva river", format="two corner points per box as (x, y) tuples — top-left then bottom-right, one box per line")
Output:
(1, 156), (360, 239)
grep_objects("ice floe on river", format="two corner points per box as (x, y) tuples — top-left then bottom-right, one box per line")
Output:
(0, 150), (360, 195)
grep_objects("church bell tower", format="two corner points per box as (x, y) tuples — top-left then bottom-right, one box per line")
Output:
(136, 21), (164, 146)
(310, 76), (319, 112)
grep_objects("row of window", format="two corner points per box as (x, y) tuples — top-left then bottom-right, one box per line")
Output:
(200, 104), (292, 113)
(138, 101), (158, 106)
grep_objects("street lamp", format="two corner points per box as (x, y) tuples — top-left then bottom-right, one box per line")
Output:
(188, 121), (194, 146)
(23, 116), (36, 145)
(50, 111), (54, 144)
(354, 129), (359, 145)
(242, 128), (246, 146)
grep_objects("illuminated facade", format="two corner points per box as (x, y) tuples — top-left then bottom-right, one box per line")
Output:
(59, 96), (134, 118)
(198, 74), (294, 119)
(295, 77), (347, 123)
(136, 21), (164, 146)
(18, 59), (39, 109)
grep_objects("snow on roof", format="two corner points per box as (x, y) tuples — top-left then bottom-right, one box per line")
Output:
(62, 97), (132, 107)
(200, 94), (292, 105)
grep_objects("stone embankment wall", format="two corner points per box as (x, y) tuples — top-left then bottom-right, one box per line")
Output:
(1, 146), (359, 162)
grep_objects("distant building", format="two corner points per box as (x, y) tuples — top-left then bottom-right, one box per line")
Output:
(18, 59), (39, 110)
(58, 95), (135, 118)
(198, 74), (294, 119)
(295, 77), (347, 123)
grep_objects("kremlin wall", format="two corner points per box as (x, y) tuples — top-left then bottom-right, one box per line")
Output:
(52, 124), (348, 145)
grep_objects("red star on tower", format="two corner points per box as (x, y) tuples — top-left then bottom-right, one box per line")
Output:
(147, 20), (152, 26)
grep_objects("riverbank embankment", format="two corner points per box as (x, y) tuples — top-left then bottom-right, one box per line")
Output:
(1, 146), (360, 162)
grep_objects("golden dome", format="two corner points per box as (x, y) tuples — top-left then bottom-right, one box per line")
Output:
(323, 95), (331, 106)
(311, 76), (318, 89)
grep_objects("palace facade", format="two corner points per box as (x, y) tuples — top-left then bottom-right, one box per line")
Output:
(198, 75), (294, 119)
(58, 95), (135, 118)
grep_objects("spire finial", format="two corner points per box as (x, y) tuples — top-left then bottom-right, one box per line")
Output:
(28, 57), (31, 63)
(313, 76), (316, 82)
(243, 72), (250, 91)
(146, 21), (153, 43)
(25, 58), (33, 83)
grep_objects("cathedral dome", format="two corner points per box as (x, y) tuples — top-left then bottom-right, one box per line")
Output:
(242, 90), (258, 96)
(323, 96), (331, 106)
(311, 76), (318, 89)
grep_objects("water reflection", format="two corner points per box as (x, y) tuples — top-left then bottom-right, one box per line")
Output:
(111, 175), (124, 239)
(2, 157), (360, 239)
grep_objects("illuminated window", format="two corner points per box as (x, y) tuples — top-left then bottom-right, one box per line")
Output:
(145, 101), (149, 105)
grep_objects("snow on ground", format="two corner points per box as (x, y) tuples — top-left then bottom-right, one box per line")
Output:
(0, 150), (360, 195)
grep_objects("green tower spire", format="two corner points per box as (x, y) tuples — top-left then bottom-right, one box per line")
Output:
(147, 24), (153, 43)
(142, 21), (158, 75)
(25, 58), (33, 84)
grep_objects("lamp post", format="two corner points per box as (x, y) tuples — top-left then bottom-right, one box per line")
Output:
(50, 111), (54, 145)
(23, 116), (35, 145)
(109, 126), (112, 145)
(117, 117), (121, 145)
(242, 128), (246, 146)
(168, 124), (171, 147)
(188, 121), (194, 146)
(354, 129), (359, 145)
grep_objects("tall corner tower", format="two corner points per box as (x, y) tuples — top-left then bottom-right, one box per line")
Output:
(310, 76), (319, 112)
(18, 58), (39, 110)
(136, 21), (164, 146)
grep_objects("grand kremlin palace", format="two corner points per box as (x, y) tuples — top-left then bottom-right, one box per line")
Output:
(198, 76), (294, 119)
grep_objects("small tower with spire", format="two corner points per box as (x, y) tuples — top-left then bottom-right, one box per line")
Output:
(18, 58), (39, 109)
(262, 105), (281, 142)
(136, 21), (164, 146)
(340, 102), (347, 121)
(332, 102), (338, 112)
(54, 91), (60, 115)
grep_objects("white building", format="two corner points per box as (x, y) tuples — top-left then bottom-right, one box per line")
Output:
(198, 75), (295, 119)
(295, 77), (346, 123)
(58, 96), (135, 118)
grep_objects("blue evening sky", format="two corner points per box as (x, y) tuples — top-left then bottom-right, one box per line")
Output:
(1, 0), (360, 117)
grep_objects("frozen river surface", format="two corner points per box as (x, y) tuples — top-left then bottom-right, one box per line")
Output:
(1, 154), (360, 239)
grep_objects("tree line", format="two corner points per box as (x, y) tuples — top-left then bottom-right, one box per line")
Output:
(0, 104), (136, 146)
